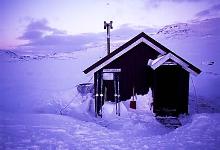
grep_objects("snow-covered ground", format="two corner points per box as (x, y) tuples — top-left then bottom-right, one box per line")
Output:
(1, 18), (220, 149)
(1, 111), (220, 149)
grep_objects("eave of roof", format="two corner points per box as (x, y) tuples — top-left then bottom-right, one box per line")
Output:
(148, 53), (199, 76)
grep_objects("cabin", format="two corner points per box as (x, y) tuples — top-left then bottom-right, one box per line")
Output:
(83, 32), (201, 117)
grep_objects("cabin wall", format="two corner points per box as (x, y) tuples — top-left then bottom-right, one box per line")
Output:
(103, 42), (159, 101)
(152, 65), (189, 116)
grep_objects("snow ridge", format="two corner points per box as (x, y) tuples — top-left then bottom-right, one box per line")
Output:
(157, 23), (191, 37)
(156, 18), (220, 39)
(0, 50), (77, 62)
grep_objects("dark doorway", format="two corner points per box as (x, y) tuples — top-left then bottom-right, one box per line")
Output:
(103, 80), (115, 102)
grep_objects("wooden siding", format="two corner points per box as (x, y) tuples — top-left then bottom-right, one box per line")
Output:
(103, 42), (159, 101)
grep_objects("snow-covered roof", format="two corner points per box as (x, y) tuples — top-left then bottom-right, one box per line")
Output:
(83, 32), (201, 75)
(148, 53), (199, 76)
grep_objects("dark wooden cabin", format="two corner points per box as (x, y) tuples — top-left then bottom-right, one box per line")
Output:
(83, 32), (201, 117)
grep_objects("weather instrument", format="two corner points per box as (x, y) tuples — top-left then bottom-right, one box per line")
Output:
(104, 21), (113, 55)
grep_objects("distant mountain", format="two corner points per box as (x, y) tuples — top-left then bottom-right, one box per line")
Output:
(157, 23), (191, 36)
(0, 49), (77, 62)
(190, 18), (220, 37)
(156, 17), (220, 39)
(0, 50), (17, 58)
(0, 50), (19, 61)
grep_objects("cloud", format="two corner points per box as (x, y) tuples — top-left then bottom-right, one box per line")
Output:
(147, 0), (220, 8)
(17, 19), (158, 53)
(175, 0), (213, 1)
(196, 4), (220, 18)
(20, 30), (43, 40)
(18, 19), (105, 53)
(112, 24), (158, 39)
(19, 19), (66, 40)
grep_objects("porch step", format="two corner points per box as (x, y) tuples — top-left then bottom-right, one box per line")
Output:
(156, 116), (182, 128)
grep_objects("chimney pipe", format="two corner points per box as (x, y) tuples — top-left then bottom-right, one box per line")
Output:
(104, 21), (113, 55)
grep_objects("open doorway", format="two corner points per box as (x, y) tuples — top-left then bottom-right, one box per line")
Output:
(94, 69), (121, 117)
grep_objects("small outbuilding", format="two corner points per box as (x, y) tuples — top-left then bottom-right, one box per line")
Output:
(83, 32), (201, 117)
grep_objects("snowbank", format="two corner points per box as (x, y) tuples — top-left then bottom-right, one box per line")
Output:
(102, 101), (128, 118)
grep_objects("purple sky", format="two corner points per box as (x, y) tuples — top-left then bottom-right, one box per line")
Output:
(1, 0), (220, 53)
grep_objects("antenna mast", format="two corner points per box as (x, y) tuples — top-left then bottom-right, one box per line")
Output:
(104, 21), (113, 55)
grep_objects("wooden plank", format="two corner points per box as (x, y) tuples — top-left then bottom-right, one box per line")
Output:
(156, 116), (182, 128)
(103, 69), (121, 73)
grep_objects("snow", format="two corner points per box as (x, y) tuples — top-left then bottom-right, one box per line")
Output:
(1, 18), (220, 149)
(1, 111), (220, 149)
(102, 101), (128, 117)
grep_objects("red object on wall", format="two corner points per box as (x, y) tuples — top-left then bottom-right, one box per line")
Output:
(130, 101), (136, 109)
